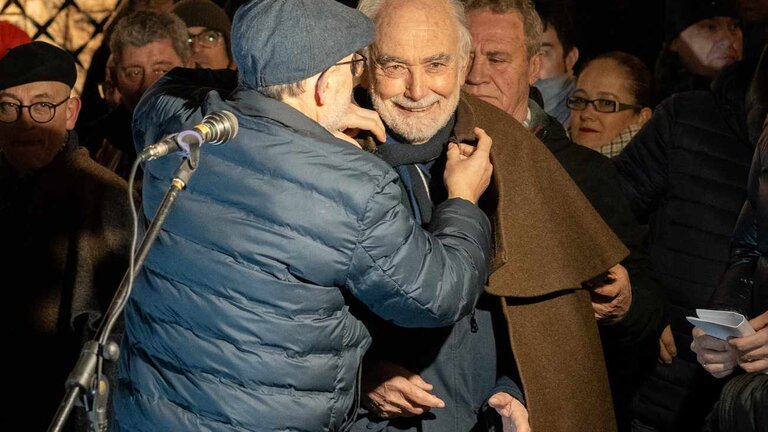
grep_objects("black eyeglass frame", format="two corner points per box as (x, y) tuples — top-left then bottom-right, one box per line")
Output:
(0, 97), (70, 124)
(333, 54), (367, 78)
(566, 96), (642, 113)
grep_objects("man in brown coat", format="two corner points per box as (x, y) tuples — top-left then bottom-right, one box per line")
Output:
(352, 0), (628, 431)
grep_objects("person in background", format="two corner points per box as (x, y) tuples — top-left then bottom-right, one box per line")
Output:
(655, 0), (742, 101)
(77, 0), (176, 145)
(0, 41), (131, 431)
(531, 0), (579, 129)
(692, 48), (768, 432)
(569, 52), (653, 157)
(463, 2), (665, 429)
(171, 0), (236, 70)
(613, 53), (758, 431)
(81, 10), (191, 179)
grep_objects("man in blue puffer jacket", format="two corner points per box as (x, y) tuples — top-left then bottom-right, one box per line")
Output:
(111, 0), (494, 431)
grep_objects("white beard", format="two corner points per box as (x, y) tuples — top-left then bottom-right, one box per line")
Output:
(369, 81), (461, 144)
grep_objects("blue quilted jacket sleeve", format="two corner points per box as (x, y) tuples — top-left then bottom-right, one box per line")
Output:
(345, 172), (492, 328)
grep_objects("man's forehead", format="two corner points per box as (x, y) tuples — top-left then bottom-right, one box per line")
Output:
(119, 39), (183, 66)
(468, 11), (526, 51)
(0, 81), (70, 99)
(374, 7), (459, 59)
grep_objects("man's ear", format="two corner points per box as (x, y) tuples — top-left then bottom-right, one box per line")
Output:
(315, 70), (332, 106)
(565, 47), (579, 75)
(65, 96), (81, 130)
(528, 52), (542, 85)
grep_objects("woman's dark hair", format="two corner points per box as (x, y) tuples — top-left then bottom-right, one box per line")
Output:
(585, 51), (653, 109)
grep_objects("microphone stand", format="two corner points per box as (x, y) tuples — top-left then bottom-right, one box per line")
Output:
(47, 137), (203, 432)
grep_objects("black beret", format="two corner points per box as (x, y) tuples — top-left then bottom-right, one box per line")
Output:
(0, 41), (76, 91)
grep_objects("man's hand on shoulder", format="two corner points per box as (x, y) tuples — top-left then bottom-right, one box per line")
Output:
(445, 127), (493, 204)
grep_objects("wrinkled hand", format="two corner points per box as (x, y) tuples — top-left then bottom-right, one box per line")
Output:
(332, 103), (387, 147)
(488, 392), (530, 432)
(728, 311), (768, 373)
(659, 325), (677, 364)
(444, 127), (493, 204)
(587, 264), (632, 324)
(362, 360), (445, 419)
(691, 326), (738, 378)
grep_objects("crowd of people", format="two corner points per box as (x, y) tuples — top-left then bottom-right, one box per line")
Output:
(1, 0), (767, 431)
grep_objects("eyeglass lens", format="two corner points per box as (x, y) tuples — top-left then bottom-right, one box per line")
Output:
(0, 101), (62, 123)
(187, 30), (222, 48)
(567, 97), (619, 113)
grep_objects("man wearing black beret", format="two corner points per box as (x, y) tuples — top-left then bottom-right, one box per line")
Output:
(0, 41), (131, 430)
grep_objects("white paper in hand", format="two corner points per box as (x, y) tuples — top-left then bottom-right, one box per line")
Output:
(686, 309), (756, 340)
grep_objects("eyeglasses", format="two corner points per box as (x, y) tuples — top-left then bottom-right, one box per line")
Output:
(187, 29), (224, 48)
(566, 96), (641, 113)
(334, 54), (367, 78)
(0, 97), (70, 124)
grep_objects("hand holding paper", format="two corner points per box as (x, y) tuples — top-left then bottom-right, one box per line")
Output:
(686, 309), (755, 340)
(728, 311), (768, 374)
(689, 309), (768, 376)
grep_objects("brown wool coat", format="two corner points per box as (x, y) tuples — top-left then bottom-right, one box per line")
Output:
(453, 94), (628, 432)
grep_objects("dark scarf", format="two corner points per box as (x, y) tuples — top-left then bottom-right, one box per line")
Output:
(374, 116), (455, 225)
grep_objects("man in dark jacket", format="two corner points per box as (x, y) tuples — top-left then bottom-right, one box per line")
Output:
(692, 58), (768, 432)
(691, 117), (768, 432)
(0, 42), (131, 430)
(112, 1), (496, 431)
(614, 57), (757, 431)
(460, 1), (665, 431)
(353, 0), (630, 431)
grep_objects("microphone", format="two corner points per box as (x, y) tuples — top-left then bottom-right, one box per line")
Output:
(139, 110), (239, 161)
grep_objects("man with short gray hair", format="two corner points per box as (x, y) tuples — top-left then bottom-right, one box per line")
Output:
(112, 0), (496, 430)
(84, 10), (191, 178)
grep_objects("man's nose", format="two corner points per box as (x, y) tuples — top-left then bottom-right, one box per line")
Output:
(465, 54), (488, 85)
(404, 68), (429, 101)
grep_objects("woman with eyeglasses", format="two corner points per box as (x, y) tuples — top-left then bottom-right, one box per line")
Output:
(568, 52), (653, 158)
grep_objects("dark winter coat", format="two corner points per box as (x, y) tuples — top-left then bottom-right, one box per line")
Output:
(614, 60), (755, 431)
(0, 133), (131, 431)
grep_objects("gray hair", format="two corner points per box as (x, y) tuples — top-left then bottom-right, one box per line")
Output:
(463, 0), (543, 60)
(257, 81), (305, 100)
(110, 10), (191, 65)
(357, 0), (472, 66)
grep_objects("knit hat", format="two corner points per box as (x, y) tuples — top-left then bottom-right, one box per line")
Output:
(0, 41), (76, 90)
(0, 22), (31, 59)
(231, 0), (374, 89)
(664, 0), (738, 43)
(171, 0), (231, 44)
